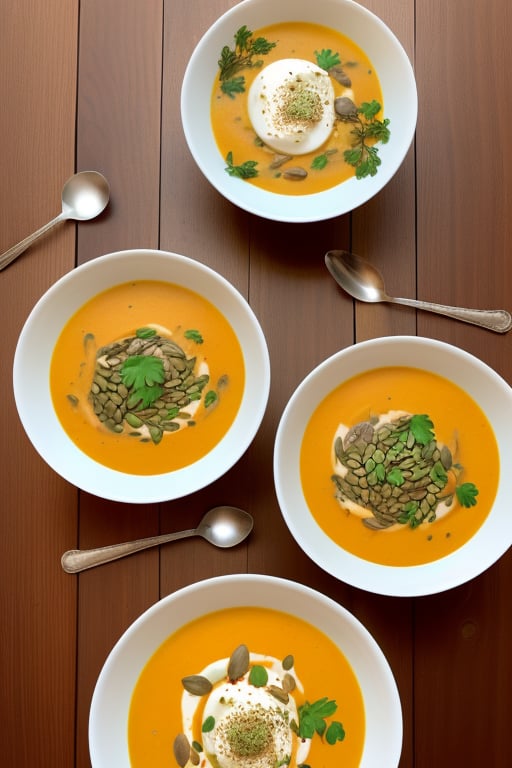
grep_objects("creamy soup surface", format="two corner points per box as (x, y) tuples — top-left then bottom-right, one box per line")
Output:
(128, 606), (366, 768)
(300, 366), (499, 566)
(50, 280), (245, 475)
(211, 21), (386, 195)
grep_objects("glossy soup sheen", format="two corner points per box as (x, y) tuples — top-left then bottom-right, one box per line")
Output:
(50, 280), (245, 475)
(211, 21), (383, 195)
(300, 367), (500, 566)
(128, 606), (365, 767)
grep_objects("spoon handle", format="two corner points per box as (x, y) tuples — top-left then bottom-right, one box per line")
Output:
(391, 296), (512, 333)
(0, 211), (66, 271)
(61, 528), (197, 573)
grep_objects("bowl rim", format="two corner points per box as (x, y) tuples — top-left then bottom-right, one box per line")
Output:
(180, 0), (418, 223)
(13, 248), (270, 503)
(274, 335), (512, 596)
(88, 572), (403, 767)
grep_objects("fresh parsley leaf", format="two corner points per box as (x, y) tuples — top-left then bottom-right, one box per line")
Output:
(326, 721), (346, 744)
(221, 76), (246, 98)
(456, 482), (479, 507)
(225, 151), (259, 179)
(430, 460), (448, 487)
(359, 99), (382, 120)
(121, 355), (165, 390)
(311, 154), (329, 170)
(398, 500), (419, 526)
(315, 48), (341, 70)
(386, 467), (405, 487)
(298, 698), (338, 740)
(234, 24), (252, 51)
(202, 716), (215, 733)
(410, 414), (435, 445)
(205, 391), (218, 408)
(248, 665), (268, 687)
(135, 327), (157, 339)
(338, 100), (391, 179)
(218, 26), (276, 85)
(120, 355), (165, 410)
(184, 329), (204, 344)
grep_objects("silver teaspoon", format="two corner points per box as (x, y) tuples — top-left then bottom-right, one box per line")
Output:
(325, 250), (512, 333)
(0, 170), (110, 271)
(61, 506), (254, 574)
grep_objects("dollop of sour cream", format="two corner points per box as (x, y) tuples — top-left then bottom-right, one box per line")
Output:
(248, 58), (335, 155)
(181, 653), (311, 768)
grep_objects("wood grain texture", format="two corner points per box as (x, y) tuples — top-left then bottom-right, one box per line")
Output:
(0, 2), (78, 767)
(1, 1), (511, 767)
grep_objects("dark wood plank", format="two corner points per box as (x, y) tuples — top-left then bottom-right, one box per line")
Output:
(74, 2), (164, 765)
(414, 1), (512, 766)
(0, 2), (79, 767)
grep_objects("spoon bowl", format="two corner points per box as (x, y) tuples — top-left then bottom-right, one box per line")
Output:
(61, 506), (253, 573)
(325, 249), (512, 333)
(0, 170), (110, 271)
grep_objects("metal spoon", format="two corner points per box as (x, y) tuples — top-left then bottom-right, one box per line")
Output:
(61, 506), (253, 574)
(0, 170), (110, 271)
(325, 249), (512, 333)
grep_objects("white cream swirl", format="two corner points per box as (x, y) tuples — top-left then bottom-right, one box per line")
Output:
(181, 653), (310, 768)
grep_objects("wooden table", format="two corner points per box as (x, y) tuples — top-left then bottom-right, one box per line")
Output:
(1, 1), (511, 766)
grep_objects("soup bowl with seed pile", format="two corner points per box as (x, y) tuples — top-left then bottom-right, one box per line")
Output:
(181, 0), (417, 222)
(13, 249), (270, 502)
(274, 336), (512, 596)
(89, 573), (403, 767)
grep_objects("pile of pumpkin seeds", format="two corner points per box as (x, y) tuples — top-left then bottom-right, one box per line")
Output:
(332, 413), (455, 530)
(86, 331), (210, 445)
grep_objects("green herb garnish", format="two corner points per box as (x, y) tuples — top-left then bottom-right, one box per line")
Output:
(225, 151), (259, 179)
(296, 697), (345, 743)
(204, 391), (218, 408)
(315, 48), (341, 70)
(456, 482), (479, 507)
(202, 716), (215, 733)
(184, 329), (204, 344)
(338, 99), (391, 179)
(120, 355), (165, 410)
(311, 154), (329, 170)
(218, 25), (276, 97)
(248, 664), (268, 687)
(135, 326), (157, 339)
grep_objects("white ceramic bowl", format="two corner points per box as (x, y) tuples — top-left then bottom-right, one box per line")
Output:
(13, 249), (270, 503)
(181, 0), (417, 223)
(89, 573), (402, 767)
(274, 336), (512, 596)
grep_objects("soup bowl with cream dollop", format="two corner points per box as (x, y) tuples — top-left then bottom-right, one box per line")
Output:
(274, 336), (512, 596)
(13, 249), (270, 503)
(89, 573), (403, 767)
(181, 0), (417, 222)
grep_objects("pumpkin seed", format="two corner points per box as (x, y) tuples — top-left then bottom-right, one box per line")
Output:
(282, 654), (294, 671)
(181, 675), (213, 695)
(173, 733), (191, 768)
(227, 644), (249, 681)
(283, 167), (307, 181)
(267, 685), (289, 704)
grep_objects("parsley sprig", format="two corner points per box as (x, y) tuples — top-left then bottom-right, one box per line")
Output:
(225, 151), (258, 179)
(120, 355), (165, 410)
(293, 697), (345, 745)
(337, 99), (391, 179)
(218, 25), (276, 98)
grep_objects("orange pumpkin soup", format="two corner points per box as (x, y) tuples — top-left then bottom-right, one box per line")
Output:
(50, 280), (245, 475)
(211, 21), (386, 195)
(128, 606), (365, 768)
(300, 367), (499, 566)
